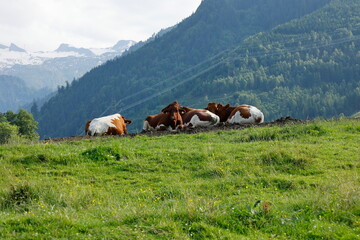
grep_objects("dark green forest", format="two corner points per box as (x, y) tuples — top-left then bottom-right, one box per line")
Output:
(36, 0), (360, 138)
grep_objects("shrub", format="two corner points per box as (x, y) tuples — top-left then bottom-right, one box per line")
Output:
(0, 122), (18, 144)
(7, 109), (39, 140)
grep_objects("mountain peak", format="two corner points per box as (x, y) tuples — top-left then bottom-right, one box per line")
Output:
(55, 43), (94, 56)
(9, 43), (26, 52)
(55, 43), (73, 51)
(112, 40), (136, 51)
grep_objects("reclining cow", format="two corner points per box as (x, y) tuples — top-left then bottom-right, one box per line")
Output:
(181, 106), (220, 128)
(85, 113), (132, 136)
(143, 101), (184, 132)
(206, 102), (264, 124)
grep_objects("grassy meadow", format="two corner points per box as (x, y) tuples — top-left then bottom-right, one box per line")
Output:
(0, 119), (359, 239)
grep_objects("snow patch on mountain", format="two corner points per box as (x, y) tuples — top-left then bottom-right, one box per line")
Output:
(90, 40), (136, 56)
(0, 40), (136, 70)
(0, 48), (81, 69)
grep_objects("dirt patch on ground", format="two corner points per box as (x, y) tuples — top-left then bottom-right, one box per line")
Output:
(41, 116), (304, 143)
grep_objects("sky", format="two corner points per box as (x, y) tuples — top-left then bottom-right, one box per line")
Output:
(0, 0), (202, 52)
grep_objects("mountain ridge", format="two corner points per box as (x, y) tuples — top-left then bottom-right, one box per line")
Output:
(0, 40), (136, 89)
(9, 43), (26, 52)
(0, 40), (136, 112)
(55, 44), (94, 56)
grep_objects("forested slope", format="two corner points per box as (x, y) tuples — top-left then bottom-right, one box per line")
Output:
(0, 75), (48, 112)
(37, 0), (360, 138)
(185, 0), (360, 120)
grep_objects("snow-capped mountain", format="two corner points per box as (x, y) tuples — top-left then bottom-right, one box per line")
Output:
(0, 40), (136, 89)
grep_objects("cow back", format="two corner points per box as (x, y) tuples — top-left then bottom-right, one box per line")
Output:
(143, 113), (169, 131)
(86, 113), (131, 136)
(228, 105), (264, 124)
(182, 109), (220, 128)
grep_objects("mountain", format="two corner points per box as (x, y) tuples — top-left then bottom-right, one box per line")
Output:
(0, 75), (49, 112)
(0, 40), (136, 90)
(112, 40), (137, 52)
(55, 44), (95, 56)
(37, 0), (360, 138)
(9, 43), (26, 52)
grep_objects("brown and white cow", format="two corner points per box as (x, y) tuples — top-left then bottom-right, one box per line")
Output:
(85, 113), (132, 136)
(142, 101), (184, 132)
(206, 102), (264, 124)
(181, 106), (220, 128)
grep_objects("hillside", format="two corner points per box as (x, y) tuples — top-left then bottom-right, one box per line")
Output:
(189, 0), (360, 120)
(37, 0), (334, 138)
(0, 119), (359, 239)
(0, 75), (49, 112)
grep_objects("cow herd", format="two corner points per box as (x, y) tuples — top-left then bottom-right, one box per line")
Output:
(84, 102), (264, 136)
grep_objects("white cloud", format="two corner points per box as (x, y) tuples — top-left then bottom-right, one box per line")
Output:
(0, 0), (202, 51)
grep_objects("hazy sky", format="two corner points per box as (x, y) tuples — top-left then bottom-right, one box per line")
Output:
(0, 0), (202, 51)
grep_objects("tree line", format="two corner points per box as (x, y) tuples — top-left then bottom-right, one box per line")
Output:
(0, 109), (38, 144)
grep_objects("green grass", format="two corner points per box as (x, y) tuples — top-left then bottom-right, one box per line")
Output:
(0, 119), (359, 239)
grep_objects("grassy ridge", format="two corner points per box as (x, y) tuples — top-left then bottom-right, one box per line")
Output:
(0, 119), (359, 239)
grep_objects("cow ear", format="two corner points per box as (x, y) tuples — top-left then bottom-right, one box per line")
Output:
(125, 120), (132, 124)
(161, 106), (168, 113)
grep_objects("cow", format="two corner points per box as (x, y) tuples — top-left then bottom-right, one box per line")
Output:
(181, 106), (220, 128)
(85, 113), (132, 136)
(142, 101), (184, 132)
(206, 102), (264, 124)
(205, 102), (231, 122)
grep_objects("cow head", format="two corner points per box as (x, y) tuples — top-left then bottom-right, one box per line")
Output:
(85, 120), (92, 135)
(205, 102), (218, 114)
(161, 101), (184, 130)
(120, 116), (132, 134)
(122, 116), (132, 125)
(216, 103), (231, 122)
